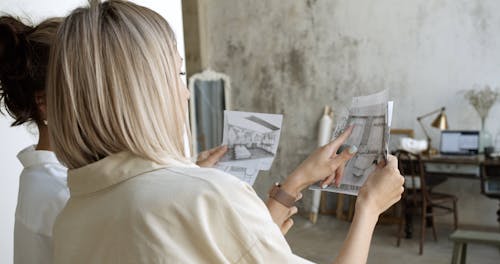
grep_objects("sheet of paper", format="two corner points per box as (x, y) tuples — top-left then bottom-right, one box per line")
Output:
(215, 159), (262, 185)
(216, 110), (283, 184)
(310, 90), (393, 195)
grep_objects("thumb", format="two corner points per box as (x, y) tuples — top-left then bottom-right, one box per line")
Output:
(205, 146), (228, 165)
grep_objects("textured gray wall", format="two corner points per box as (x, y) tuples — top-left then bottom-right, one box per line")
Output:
(201, 0), (500, 226)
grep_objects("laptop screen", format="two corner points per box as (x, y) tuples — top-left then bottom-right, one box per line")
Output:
(440, 130), (479, 155)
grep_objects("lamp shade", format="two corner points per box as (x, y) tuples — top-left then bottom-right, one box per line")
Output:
(431, 111), (449, 130)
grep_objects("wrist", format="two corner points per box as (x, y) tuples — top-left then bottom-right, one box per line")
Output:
(281, 170), (306, 196)
(354, 199), (380, 222)
(268, 183), (297, 208)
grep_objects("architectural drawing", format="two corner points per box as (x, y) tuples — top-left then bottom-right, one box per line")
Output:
(216, 111), (283, 185)
(220, 112), (282, 162)
(310, 90), (393, 195)
(215, 163), (261, 185)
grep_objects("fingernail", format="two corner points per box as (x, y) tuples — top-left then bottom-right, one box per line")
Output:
(322, 184), (328, 189)
(348, 145), (358, 154)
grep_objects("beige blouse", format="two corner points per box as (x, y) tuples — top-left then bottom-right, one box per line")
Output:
(53, 152), (313, 264)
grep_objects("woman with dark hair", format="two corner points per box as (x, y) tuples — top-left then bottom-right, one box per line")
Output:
(0, 16), (65, 264)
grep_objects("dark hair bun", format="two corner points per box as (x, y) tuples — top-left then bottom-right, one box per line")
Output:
(0, 16), (42, 126)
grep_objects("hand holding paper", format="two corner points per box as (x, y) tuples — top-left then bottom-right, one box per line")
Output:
(281, 126), (357, 196)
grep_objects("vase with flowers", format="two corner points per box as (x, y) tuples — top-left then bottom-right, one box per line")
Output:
(463, 85), (499, 152)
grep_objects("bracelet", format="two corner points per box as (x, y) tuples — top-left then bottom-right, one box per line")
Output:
(268, 182), (296, 208)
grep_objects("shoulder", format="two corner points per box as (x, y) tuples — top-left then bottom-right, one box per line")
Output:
(20, 163), (68, 190)
(16, 163), (69, 236)
(128, 166), (260, 208)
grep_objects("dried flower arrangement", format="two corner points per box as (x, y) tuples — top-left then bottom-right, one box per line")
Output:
(463, 85), (499, 129)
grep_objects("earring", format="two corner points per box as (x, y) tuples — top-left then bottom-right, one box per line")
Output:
(43, 120), (48, 126)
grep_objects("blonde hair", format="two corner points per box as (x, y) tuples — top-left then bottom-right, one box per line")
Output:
(47, 0), (189, 169)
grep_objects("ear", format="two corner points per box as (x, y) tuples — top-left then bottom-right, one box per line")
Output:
(34, 90), (47, 121)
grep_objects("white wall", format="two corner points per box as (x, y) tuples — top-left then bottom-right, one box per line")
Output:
(0, 1), (185, 263)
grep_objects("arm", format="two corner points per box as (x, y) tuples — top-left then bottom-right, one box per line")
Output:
(334, 208), (378, 264)
(267, 124), (403, 263)
(334, 156), (403, 263)
(265, 192), (301, 234)
(196, 145), (300, 234)
(267, 127), (357, 233)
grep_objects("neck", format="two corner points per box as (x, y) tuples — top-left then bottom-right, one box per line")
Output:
(36, 123), (52, 151)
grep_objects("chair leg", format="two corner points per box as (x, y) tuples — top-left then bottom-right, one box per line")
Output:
(431, 213), (438, 242)
(420, 206), (426, 255)
(397, 202), (405, 247)
(453, 200), (458, 230)
(397, 219), (403, 247)
(405, 203), (413, 239)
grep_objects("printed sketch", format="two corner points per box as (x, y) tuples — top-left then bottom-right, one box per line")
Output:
(215, 161), (261, 185)
(220, 111), (283, 163)
(216, 111), (283, 185)
(310, 90), (393, 195)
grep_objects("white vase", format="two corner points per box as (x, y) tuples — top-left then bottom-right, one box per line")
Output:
(480, 117), (493, 152)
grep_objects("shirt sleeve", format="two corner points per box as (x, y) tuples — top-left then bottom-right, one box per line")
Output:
(217, 178), (315, 264)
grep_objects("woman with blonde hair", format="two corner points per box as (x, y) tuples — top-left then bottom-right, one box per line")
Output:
(0, 16), (65, 264)
(47, 1), (404, 263)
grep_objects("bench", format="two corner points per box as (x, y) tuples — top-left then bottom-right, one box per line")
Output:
(449, 230), (500, 264)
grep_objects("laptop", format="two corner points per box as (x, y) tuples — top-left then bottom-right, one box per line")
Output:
(440, 130), (480, 156)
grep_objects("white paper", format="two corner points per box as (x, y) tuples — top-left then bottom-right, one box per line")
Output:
(216, 110), (283, 185)
(215, 159), (261, 185)
(310, 90), (393, 195)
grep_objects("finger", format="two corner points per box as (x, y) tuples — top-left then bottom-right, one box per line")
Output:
(386, 155), (398, 168)
(295, 192), (303, 202)
(207, 145), (226, 155)
(324, 125), (354, 153)
(197, 150), (209, 161)
(330, 145), (357, 170)
(281, 218), (294, 235)
(287, 206), (298, 218)
(205, 146), (228, 165)
(334, 164), (345, 187)
(376, 159), (387, 169)
(320, 173), (336, 188)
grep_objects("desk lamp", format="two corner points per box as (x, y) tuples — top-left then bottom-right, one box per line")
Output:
(417, 107), (449, 155)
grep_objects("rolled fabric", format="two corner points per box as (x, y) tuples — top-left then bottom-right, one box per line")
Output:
(311, 107), (333, 217)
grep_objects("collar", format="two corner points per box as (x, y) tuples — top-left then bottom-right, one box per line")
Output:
(68, 151), (198, 196)
(17, 145), (62, 168)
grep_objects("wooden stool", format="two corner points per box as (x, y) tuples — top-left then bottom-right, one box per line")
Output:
(449, 230), (500, 264)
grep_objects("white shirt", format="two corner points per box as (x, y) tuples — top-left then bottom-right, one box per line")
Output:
(54, 151), (313, 264)
(14, 145), (69, 264)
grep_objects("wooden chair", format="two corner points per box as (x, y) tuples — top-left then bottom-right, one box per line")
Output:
(376, 129), (416, 225)
(395, 150), (458, 255)
(481, 160), (500, 222)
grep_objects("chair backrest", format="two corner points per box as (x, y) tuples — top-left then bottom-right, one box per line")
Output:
(394, 150), (430, 206)
(481, 162), (500, 199)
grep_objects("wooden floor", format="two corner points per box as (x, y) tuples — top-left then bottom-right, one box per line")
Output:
(286, 215), (500, 264)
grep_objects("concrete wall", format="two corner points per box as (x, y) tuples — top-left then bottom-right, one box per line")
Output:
(200, 0), (500, 227)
